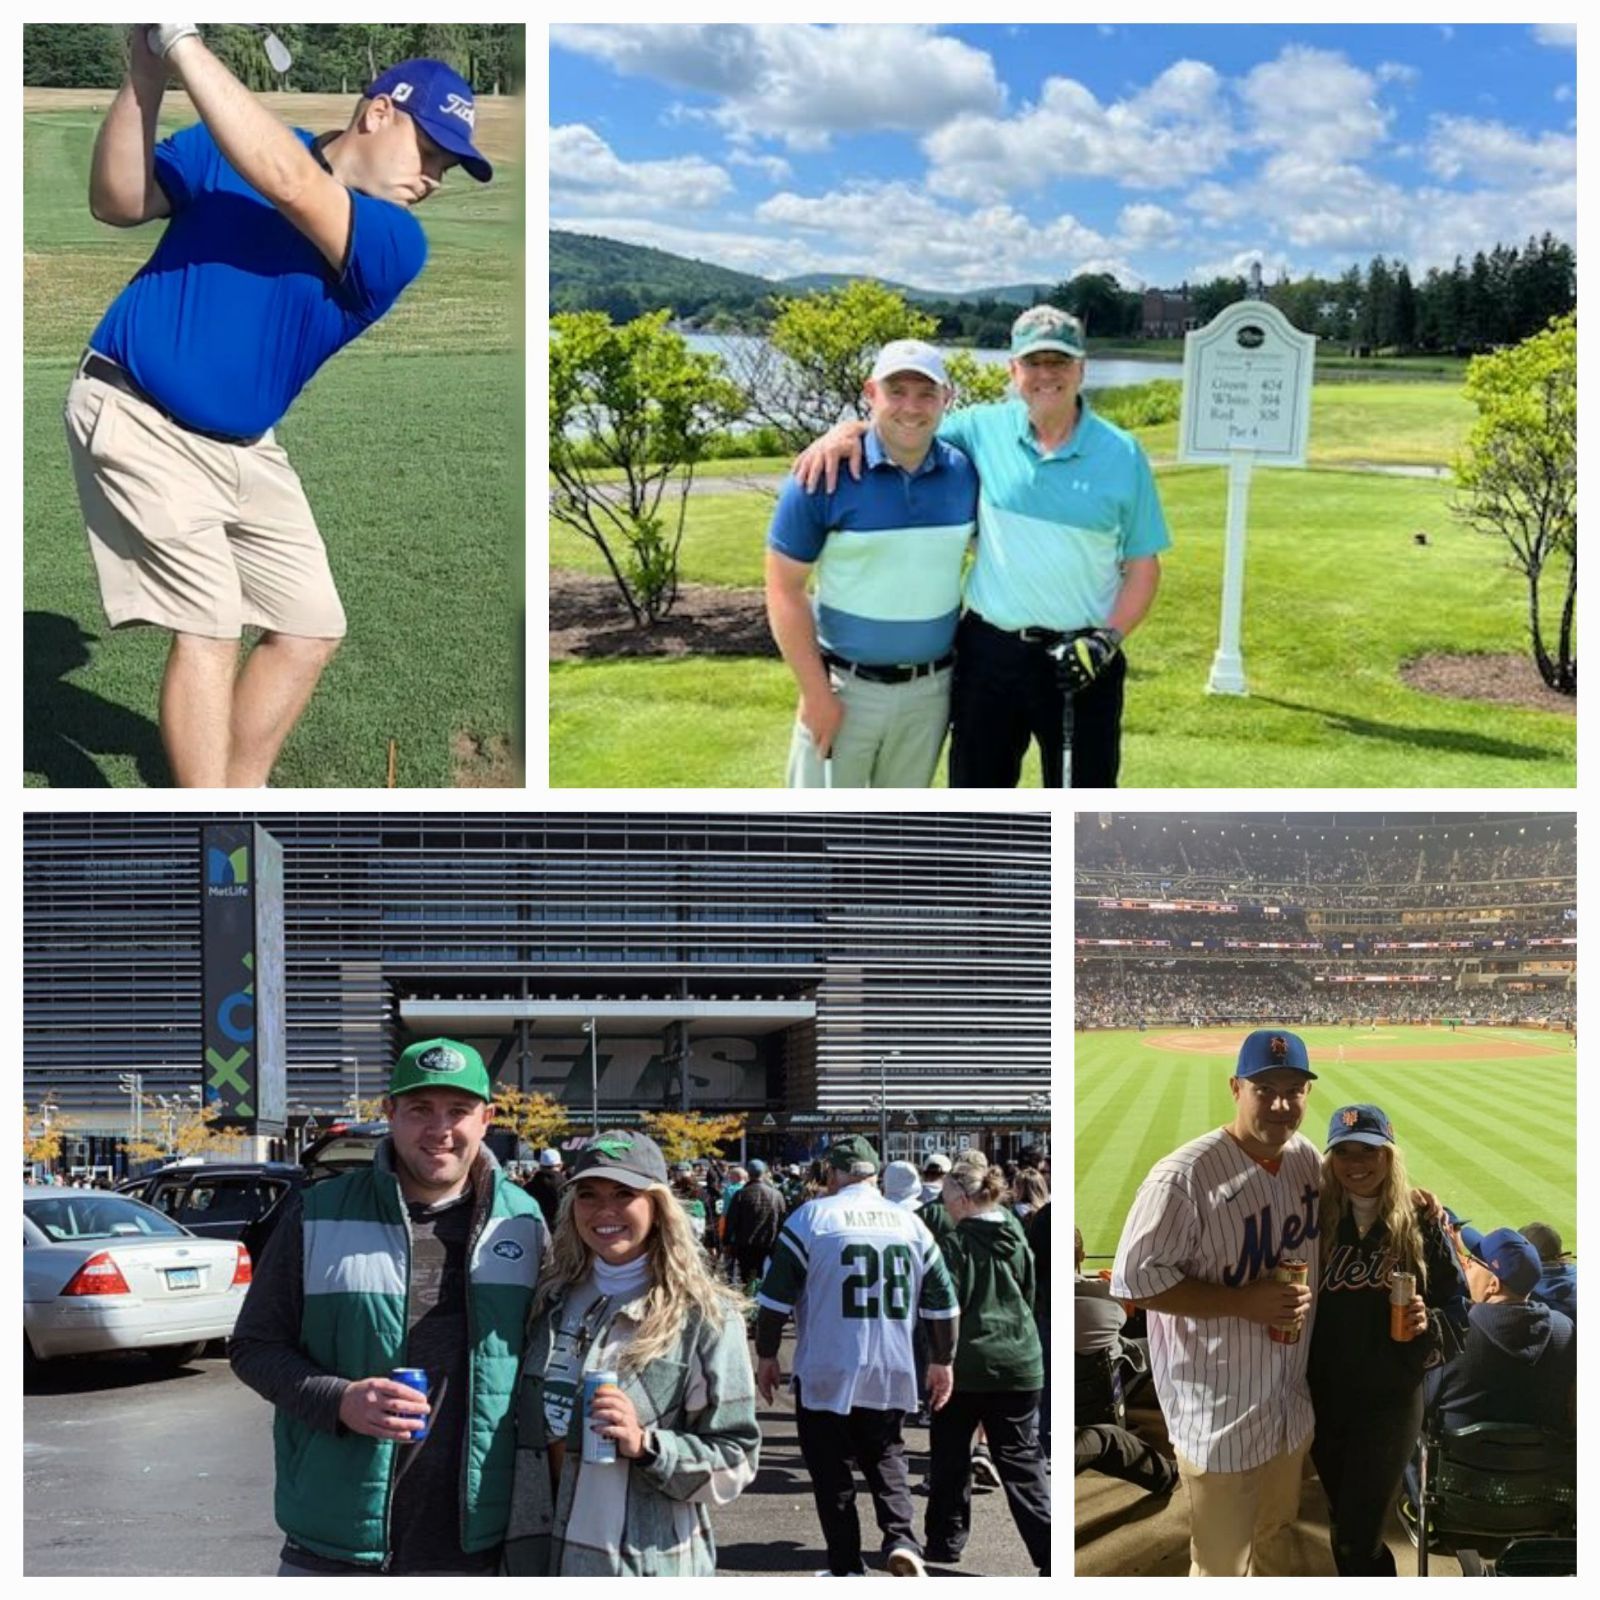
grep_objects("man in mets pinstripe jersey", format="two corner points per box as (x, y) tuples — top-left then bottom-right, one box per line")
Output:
(753, 1136), (960, 1576)
(765, 340), (977, 788)
(1111, 1029), (1323, 1576)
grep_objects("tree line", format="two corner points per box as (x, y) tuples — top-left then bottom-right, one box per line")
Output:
(23, 24), (524, 95)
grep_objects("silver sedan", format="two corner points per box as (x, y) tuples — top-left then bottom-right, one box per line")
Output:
(23, 1187), (252, 1372)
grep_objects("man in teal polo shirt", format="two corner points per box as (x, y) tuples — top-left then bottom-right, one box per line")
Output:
(766, 339), (977, 787)
(229, 1038), (548, 1574)
(798, 305), (1171, 787)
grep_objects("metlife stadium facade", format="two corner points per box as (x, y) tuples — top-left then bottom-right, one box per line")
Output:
(23, 812), (1050, 1161)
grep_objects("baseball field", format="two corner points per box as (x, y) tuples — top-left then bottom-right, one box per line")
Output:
(23, 88), (524, 787)
(551, 387), (1576, 788)
(1074, 1025), (1577, 1260)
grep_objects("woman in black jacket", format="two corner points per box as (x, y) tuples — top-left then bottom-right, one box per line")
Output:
(1308, 1103), (1458, 1576)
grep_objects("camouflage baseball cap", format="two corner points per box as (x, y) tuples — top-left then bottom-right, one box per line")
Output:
(388, 1037), (493, 1101)
(568, 1129), (670, 1191)
(825, 1134), (880, 1176)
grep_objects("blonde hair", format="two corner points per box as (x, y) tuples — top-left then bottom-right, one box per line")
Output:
(1013, 1169), (1050, 1209)
(1319, 1140), (1429, 1291)
(530, 1181), (744, 1372)
(944, 1152), (1009, 1210)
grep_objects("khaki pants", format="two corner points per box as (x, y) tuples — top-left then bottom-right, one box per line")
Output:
(1175, 1433), (1313, 1576)
(63, 367), (346, 641)
(785, 664), (951, 789)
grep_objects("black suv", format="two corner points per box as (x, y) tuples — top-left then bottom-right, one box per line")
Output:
(118, 1121), (387, 1262)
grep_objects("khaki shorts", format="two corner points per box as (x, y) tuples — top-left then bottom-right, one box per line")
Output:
(63, 369), (347, 641)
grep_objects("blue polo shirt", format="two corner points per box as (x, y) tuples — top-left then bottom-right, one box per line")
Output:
(767, 430), (977, 666)
(938, 397), (1171, 631)
(90, 123), (427, 437)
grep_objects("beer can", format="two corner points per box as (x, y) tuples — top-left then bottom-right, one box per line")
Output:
(390, 1367), (430, 1442)
(1267, 1260), (1309, 1345)
(582, 1369), (620, 1464)
(1389, 1270), (1417, 1342)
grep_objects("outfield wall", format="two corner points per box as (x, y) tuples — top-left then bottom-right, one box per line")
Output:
(1077, 1016), (1574, 1031)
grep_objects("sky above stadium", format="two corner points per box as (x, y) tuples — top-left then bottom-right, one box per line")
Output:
(548, 22), (1577, 293)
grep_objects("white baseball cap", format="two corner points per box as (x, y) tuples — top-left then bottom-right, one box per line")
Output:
(869, 339), (950, 388)
(539, 1147), (563, 1168)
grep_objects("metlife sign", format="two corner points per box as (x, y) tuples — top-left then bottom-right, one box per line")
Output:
(200, 824), (286, 1134)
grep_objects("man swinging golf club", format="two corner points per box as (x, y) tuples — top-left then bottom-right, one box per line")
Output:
(63, 24), (492, 786)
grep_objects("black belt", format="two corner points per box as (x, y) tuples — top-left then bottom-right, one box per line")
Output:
(823, 651), (955, 684)
(79, 352), (266, 447)
(969, 611), (1082, 647)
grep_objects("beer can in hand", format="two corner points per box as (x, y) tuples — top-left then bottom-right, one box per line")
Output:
(1268, 1260), (1309, 1344)
(582, 1369), (620, 1464)
(390, 1367), (430, 1442)
(1389, 1270), (1417, 1342)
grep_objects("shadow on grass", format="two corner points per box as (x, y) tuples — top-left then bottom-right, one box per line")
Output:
(23, 611), (168, 788)
(1250, 695), (1554, 764)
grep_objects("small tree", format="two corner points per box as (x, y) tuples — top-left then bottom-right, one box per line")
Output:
(550, 310), (745, 626)
(491, 1085), (572, 1154)
(944, 350), (1011, 412)
(641, 1111), (748, 1164)
(23, 1098), (68, 1169)
(727, 281), (939, 450)
(1452, 313), (1576, 694)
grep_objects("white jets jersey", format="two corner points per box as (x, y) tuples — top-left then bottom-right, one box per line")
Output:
(1111, 1127), (1322, 1471)
(757, 1185), (957, 1416)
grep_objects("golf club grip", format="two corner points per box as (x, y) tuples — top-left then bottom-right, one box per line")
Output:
(1061, 685), (1075, 789)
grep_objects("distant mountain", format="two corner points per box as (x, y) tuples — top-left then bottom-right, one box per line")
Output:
(550, 231), (777, 320)
(551, 232), (1057, 321)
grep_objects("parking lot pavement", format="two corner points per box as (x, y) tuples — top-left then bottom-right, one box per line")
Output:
(26, 1338), (1049, 1577)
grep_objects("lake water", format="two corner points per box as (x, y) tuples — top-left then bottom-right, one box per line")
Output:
(681, 332), (1183, 393)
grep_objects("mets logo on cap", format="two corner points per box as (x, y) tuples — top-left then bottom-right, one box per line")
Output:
(418, 1044), (467, 1075)
(1268, 1034), (1289, 1061)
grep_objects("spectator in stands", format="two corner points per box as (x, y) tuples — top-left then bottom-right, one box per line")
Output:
(1427, 1224), (1576, 1436)
(1308, 1104), (1457, 1576)
(1522, 1222), (1577, 1324)
(1074, 1225), (1175, 1496)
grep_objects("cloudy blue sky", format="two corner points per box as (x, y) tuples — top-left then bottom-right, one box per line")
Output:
(549, 22), (1577, 292)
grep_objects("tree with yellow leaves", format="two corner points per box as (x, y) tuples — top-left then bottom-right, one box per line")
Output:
(492, 1085), (572, 1155)
(641, 1111), (747, 1164)
(23, 1097), (68, 1168)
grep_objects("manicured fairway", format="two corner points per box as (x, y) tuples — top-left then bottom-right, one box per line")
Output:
(23, 93), (524, 786)
(1073, 1026), (1577, 1261)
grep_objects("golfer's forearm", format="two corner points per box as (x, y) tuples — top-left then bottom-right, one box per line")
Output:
(166, 35), (316, 208)
(1134, 1275), (1238, 1318)
(88, 75), (164, 223)
(1106, 556), (1160, 638)
(767, 585), (832, 700)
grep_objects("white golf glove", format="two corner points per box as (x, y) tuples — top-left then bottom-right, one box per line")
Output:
(146, 25), (201, 58)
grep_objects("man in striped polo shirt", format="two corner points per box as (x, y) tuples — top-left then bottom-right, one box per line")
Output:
(765, 340), (977, 787)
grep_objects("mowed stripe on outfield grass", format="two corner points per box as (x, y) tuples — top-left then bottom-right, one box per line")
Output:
(24, 102), (523, 787)
(1074, 1027), (1575, 1261)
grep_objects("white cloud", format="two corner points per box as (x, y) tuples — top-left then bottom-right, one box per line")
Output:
(1188, 248), (1294, 285)
(1553, 84), (1572, 103)
(1375, 61), (1419, 86)
(727, 150), (794, 184)
(1182, 181), (1252, 224)
(924, 59), (1231, 203)
(1116, 203), (1181, 251)
(1532, 24), (1576, 48)
(1240, 46), (1390, 163)
(1425, 115), (1577, 186)
(551, 23), (1003, 150)
(549, 125), (733, 214)
(550, 215), (827, 281)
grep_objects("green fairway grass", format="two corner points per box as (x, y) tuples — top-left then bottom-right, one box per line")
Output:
(551, 462), (1575, 787)
(24, 101), (523, 787)
(1073, 1026), (1576, 1261)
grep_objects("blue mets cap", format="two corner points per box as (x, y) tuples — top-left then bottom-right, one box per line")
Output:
(1325, 1103), (1395, 1150)
(1235, 1028), (1316, 1080)
(366, 59), (492, 183)
(1466, 1227), (1542, 1295)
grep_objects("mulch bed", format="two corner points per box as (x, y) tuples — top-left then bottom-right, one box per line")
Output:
(550, 571), (777, 661)
(1400, 652), (1575, 715)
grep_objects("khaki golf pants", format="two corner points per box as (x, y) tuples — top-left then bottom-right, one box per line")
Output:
(1175, 1433), (1314, 1576)
(786, 664), (952, 789)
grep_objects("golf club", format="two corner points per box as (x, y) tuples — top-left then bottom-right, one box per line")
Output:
(256, 25), (292, 76)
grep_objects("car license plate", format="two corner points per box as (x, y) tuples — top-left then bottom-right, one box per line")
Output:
(166, 1267), (201, 1290)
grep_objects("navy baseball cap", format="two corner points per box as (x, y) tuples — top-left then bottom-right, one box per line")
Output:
(1466, 1227), (1542, 1295)
(366, 59), (492, 182)
(1325, 1103), (1395, 1150)
(1235, 1028), (1317, 1080)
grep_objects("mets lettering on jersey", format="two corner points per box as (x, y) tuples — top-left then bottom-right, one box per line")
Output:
(756, 1187), (957, 1417)
(1111, 1127), (1323, 1472)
